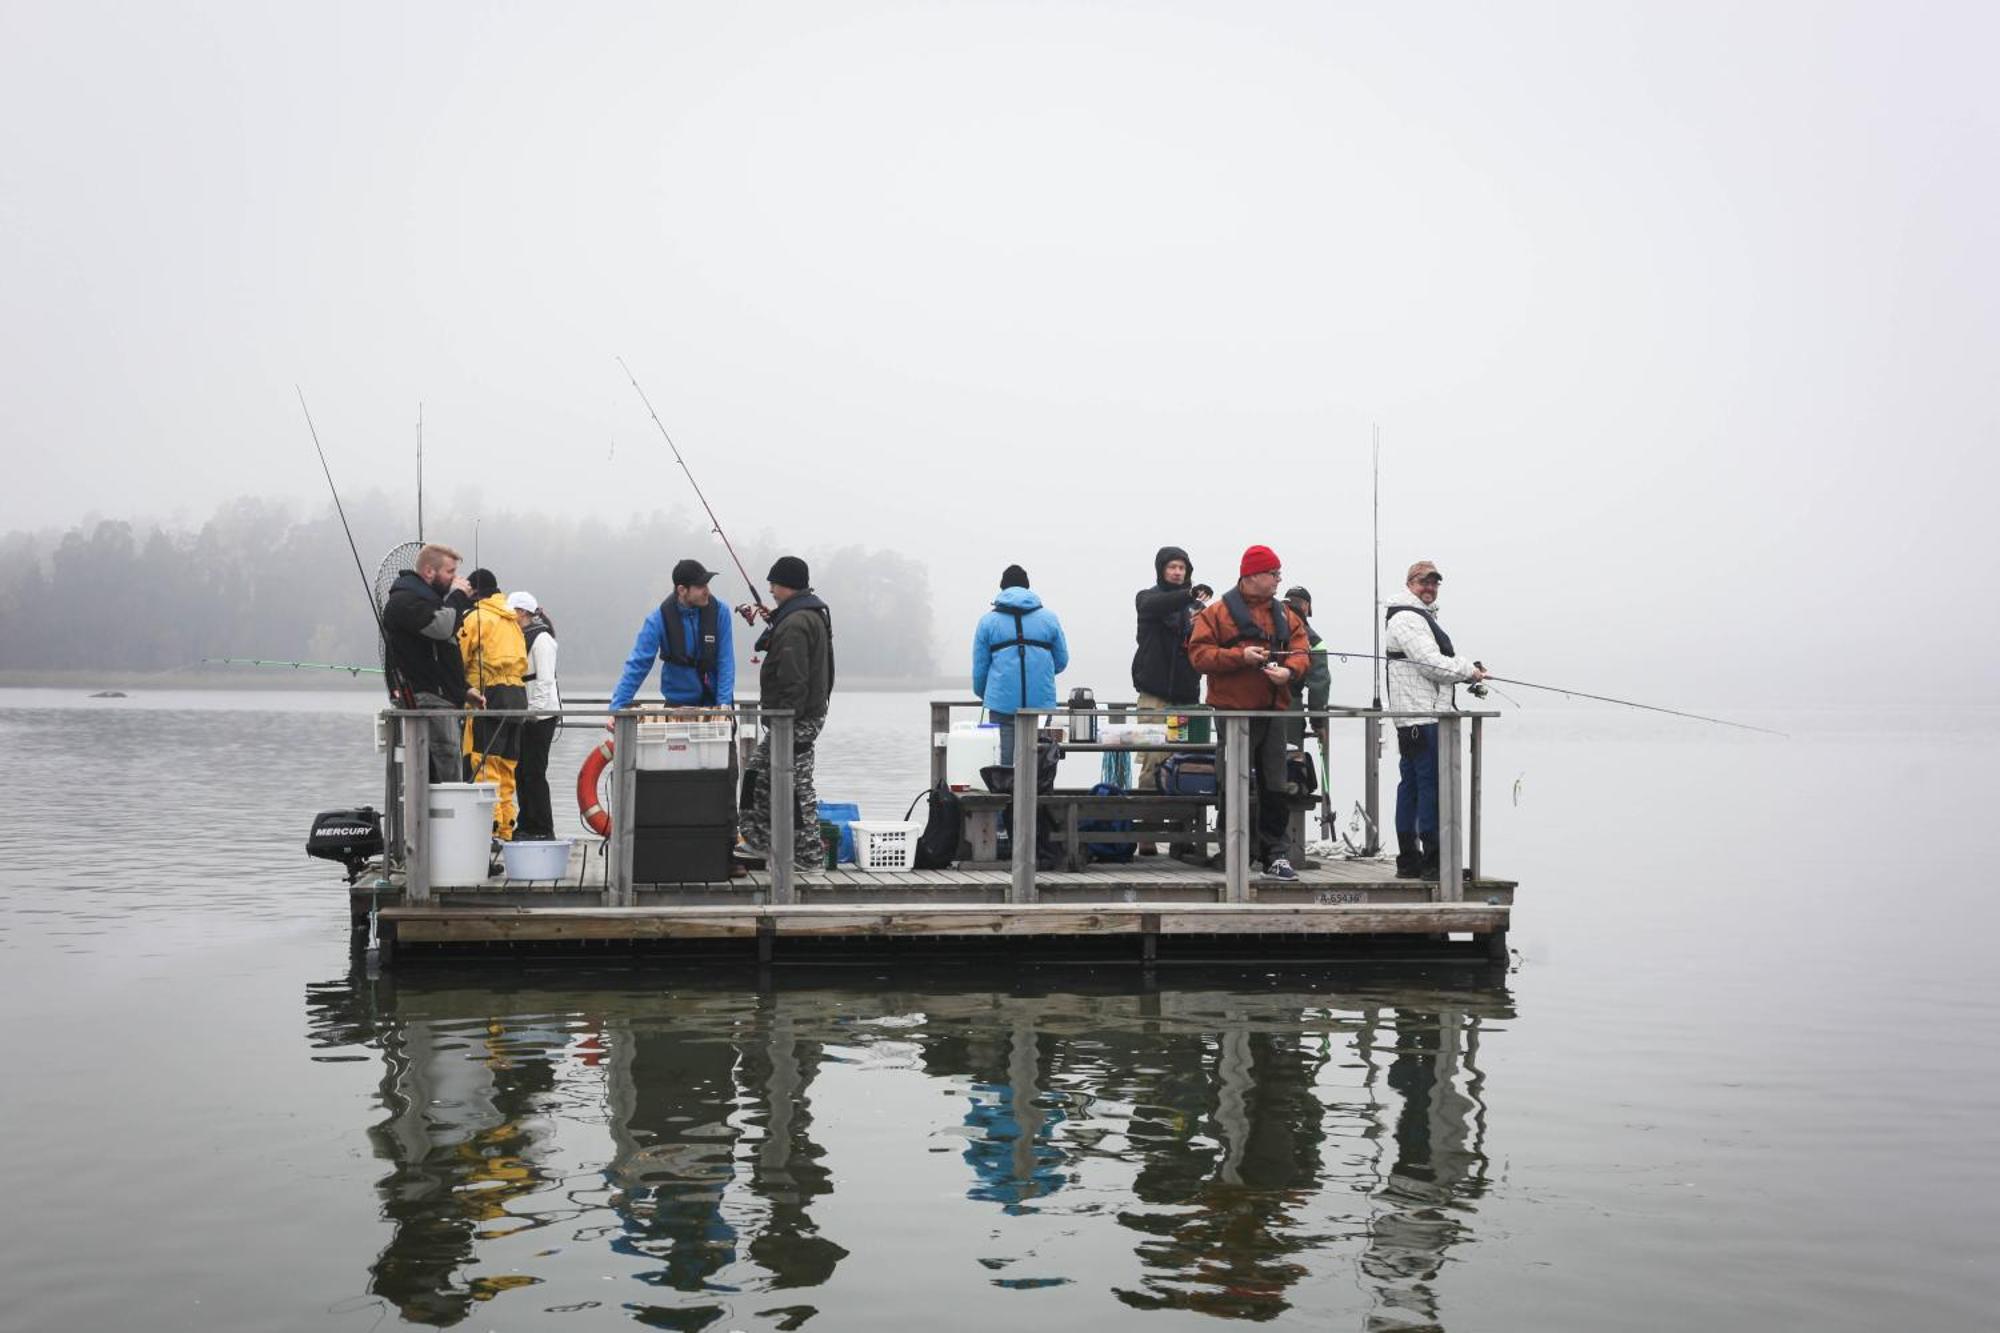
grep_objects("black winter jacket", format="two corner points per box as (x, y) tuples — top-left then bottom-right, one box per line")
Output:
(382, 570), (473, 703)
(1130, 545), (1203, 703)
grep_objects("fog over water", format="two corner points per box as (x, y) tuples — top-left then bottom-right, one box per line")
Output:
(3, 3), (1994, 707)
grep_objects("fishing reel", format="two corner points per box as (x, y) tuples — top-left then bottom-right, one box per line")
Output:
(1467, 662), (1490, 699)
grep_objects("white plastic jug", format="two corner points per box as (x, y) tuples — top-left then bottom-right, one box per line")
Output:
(427, 782), (497, 886)
(944, 723), (1000, 792)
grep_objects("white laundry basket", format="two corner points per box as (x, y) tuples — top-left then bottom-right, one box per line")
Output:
(849, 820), (922, 872)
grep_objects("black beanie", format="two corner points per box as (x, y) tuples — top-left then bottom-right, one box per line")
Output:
(768, 556), (810, 591)
(468, 568), (499, 596)
(1000, 564), (1029, 589)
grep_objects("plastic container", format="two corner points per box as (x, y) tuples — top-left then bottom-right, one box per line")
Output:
(427, 782), (498, 886)
(816, 801), (860, 863)
(944, 723), (1001, 792)
(635, 719), (732, 771)
(1185, 706), (1213, 744)
(849, 820), (922, 871)
(502, 838), (573, 881)
(819, 820), (840, 870)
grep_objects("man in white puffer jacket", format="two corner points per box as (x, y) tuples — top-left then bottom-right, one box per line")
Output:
(1384, 560), (1487, 878)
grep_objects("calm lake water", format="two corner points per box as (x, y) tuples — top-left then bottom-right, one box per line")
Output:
(1, 688), (1995, 1331)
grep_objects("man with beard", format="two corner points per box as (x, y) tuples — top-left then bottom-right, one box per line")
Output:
(381, 542), (479, 783)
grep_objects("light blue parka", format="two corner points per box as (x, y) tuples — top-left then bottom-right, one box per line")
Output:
(972, 587), (1070, 717)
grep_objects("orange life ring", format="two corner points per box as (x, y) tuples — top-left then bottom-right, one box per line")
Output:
(576, 738), (613, 837)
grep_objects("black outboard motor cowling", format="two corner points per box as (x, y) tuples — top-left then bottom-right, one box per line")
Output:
(308, 807), (384, 883)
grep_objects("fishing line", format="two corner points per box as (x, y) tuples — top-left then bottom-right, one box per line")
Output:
(296, 388), (399, 697)
(616, 356), (770, 620)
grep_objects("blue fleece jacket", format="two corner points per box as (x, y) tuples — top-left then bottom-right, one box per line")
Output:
(610, 599), (736, 709)
(972, 587), (1069, 717)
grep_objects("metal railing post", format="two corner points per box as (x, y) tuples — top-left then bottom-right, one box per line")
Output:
(771, 712), (796, 905)
(1224, 714), (1251, 903)
(1470, 715), (1484, 882)
(1436, 714), (1465, 903)
(401, 713), (431, 904)
(611, 711), (638, 906)
(1363, 715), (1383, 855)
(929, 700), (950, 789)
(382, 716), (402, 874)
(1011, 711), (1038, 904)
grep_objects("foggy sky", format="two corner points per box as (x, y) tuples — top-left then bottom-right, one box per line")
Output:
(3, 1), (1994, 709)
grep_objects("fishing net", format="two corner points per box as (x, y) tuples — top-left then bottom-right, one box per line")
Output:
(373, 541), (423, 703)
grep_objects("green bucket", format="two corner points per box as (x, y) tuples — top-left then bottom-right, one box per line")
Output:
(1187, 706), (1213, 744)
(818, 820), (840, 870)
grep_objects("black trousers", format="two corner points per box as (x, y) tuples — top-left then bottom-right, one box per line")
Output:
(515, 716), (559, 840)
(1217, 715), (1294, 864)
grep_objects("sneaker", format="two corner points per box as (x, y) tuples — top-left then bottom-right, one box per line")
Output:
(1261, 857), (1300, 882)
(732, 842), (767, 863)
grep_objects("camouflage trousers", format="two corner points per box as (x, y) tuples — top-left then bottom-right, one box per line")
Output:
(742, 714), (825, 869)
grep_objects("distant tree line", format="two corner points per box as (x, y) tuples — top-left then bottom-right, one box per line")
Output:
(0, 495), (937, 684)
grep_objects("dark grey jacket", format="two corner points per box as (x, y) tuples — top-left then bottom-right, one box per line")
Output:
(758, 593), (833, 722)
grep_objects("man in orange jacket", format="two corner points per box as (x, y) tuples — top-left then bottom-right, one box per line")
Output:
(1187, 544), (1312, 880)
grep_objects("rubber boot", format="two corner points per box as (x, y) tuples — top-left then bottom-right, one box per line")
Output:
(1419, 831), (1442, 881)
(1394, 830), (1423, 879)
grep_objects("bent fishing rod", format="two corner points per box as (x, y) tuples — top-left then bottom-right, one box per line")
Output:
(616, 357), (770, 624)
(296, 387), (402, 700)
(1304, 647), (1786, 737)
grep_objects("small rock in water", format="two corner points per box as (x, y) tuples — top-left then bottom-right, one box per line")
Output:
(90, 690), (127, 698)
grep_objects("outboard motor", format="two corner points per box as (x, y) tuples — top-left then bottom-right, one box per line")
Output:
(307, 806), (384, 883)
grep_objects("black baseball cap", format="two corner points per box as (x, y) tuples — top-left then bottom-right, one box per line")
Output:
(671, 558), (718, 588)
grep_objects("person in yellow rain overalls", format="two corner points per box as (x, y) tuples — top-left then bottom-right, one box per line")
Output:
(457, 568), (530, 842)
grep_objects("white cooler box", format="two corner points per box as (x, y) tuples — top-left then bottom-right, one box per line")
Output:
(635, 719), (732, 771)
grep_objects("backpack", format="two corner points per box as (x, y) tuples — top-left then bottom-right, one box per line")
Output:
(1158, 752), (1218, 796)
(1080, 781), (1136, 862)
(904, 781), (963, 870)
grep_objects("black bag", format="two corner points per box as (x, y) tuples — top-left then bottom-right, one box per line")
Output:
(1159, 752), (1217, 796)
(1285, 748), (1318, 797)
(904, 782), (962, 870)
(979, 739), (1063, 795)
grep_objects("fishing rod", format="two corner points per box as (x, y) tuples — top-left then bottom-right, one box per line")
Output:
(296, 387), (402, 701)
(416, 401), (424, 542)
(616, 356), (771, 622)
(1305, 646), (1785, 736)
(202, 657), (383, 677)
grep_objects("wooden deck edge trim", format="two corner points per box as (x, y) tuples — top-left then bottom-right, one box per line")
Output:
(384, 902), (1509, 942)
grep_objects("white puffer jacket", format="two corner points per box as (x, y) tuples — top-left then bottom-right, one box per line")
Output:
(1383, 590), (1477, 722)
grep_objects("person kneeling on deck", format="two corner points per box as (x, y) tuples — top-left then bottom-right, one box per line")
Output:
(382, 542), (480, 784)
(973, 565), (1070, 767)
(1385, 560), (1488, 879)
(458, 568), (530, 842)
(739, 556), (834, 872)
(609, 557), (736, 714)
(1187, 545), (1311, 881)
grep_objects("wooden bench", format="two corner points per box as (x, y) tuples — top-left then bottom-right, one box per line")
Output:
(954, 789), (1217, 870)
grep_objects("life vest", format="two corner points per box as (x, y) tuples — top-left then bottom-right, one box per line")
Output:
(1384, 604), (1455, 658)
(1219, 587), (1292, 652)
(656, 597), (721, 704)
(997, 605), (1057, 702)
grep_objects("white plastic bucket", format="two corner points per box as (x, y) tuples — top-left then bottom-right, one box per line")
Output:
(502, 838), (573, 881)
(427, 782), (498, 886)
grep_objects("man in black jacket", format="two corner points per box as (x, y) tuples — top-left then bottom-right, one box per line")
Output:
(1131, 545), (1208, 796)
(382, 542), (479, 782)
(739, 555), (835, 872)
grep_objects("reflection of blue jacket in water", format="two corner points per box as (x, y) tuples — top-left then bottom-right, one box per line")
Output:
(962, 1082), (1068, 1211)
(972, 588), (1069, 718)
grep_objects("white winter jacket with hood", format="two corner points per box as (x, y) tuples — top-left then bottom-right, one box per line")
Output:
(1383, 589), (1478, 722)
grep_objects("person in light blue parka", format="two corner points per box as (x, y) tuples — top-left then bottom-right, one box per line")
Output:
(972, 564), (1070, 766)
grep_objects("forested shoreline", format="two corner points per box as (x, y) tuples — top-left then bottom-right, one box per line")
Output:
(0, 496), (937, 683)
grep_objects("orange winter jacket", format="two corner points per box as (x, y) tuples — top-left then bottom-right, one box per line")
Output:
(1187, 588), (1311, 710)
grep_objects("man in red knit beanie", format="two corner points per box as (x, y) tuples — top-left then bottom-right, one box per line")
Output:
(1186, 544), (1311, 879)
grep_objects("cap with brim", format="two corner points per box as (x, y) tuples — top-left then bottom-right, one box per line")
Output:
(1406, 560), (1442, 583)
(671, 558), (718, 588)
(505, 591), (539, 613)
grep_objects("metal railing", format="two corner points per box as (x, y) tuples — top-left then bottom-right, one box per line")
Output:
(380, 698), (1495, 908)
(929, 699), (1496, 905)
(381, 703), (801, 906)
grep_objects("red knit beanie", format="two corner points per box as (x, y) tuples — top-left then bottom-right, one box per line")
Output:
(1239, 544), (1281, 578)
